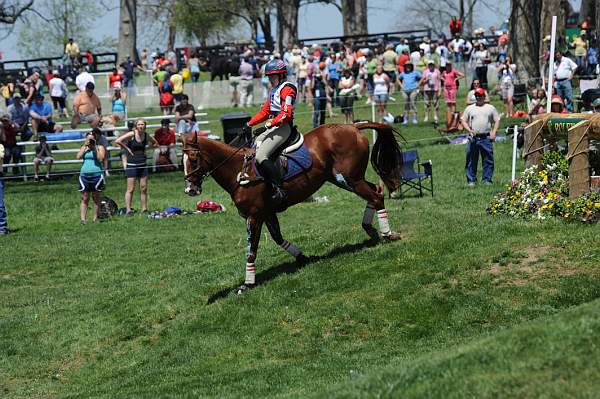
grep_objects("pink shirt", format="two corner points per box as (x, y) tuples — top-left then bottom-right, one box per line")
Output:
(422, 68), (441, 91)
(442, 70), (460, 89)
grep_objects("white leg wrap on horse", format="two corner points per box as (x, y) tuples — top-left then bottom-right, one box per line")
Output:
(362, 203), (376, 225)
(245, 263), (256, 285)
(377, 209), (391, 235)
(280, 240), (302, 257)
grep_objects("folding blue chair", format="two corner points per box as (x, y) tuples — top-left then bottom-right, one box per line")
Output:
(391, 149), (433, 198)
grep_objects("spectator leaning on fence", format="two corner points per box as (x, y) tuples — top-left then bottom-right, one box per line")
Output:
(7, 93), (32, 141)
(152, 118), (178, 172)
(71, 82), (101, 129)
(33, 135), (54, 181)
(0, 128), (8, 234)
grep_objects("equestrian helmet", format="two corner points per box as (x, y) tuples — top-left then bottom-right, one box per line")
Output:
(264, 59), (287, 75)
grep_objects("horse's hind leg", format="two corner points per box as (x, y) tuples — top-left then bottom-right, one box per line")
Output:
(265, 213), (307, 262)
(353, 180), (401, 241)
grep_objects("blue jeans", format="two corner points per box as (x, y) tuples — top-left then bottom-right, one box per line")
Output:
(312, 97), (326, 128)
(555, 79), (573, 112)
(466, 137), (494, 183)
(0, 176), (7, 233)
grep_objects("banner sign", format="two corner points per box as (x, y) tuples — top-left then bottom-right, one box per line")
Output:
(546, 118), (585, 134)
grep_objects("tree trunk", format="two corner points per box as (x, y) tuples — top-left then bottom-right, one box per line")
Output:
(341, 0), (368, 37)
(466, 0), (474, 35)
(118, 0), (138, 64)
(168, 19), (176, 50)
(276, 0), (299, 54)
(510, 0), (543, 81)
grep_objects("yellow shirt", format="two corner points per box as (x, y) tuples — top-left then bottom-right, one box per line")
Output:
(65, 42), (80, 57)
(573, 37), (587, 57)
(170, 74), (184, 94)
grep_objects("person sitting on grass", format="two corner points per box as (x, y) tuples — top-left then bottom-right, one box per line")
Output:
(33, 135), (54, 181)
(76, 131), (106, 224)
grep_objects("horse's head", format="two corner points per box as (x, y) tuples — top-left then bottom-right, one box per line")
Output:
(182, 133), (207, 196)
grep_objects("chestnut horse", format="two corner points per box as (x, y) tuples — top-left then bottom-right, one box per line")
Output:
(182, 122), (404, 292)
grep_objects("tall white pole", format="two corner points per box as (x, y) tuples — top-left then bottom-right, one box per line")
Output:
(512, 125), (519, 181)
(546, 16), (557, 113)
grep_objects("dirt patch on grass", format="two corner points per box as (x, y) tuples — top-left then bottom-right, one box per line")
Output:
(483, 245), (594, 286)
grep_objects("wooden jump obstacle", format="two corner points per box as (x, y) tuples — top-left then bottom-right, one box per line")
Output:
(523, 113), (600, 198)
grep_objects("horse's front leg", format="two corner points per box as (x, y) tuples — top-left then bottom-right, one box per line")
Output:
(242, 215), (263, 290)
(265, 213), (308, 263)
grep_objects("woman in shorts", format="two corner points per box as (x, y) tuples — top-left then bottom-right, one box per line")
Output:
(372, 64), (391, 121)
(76, 131), (106, 224)
(114, 118), (158, 215)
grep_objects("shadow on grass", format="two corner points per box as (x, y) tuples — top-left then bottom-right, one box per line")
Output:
(207, 237), (380, 304)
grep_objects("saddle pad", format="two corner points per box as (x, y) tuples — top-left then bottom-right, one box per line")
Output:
(253, 143), (313, 182)
(282, 143), (312, 181)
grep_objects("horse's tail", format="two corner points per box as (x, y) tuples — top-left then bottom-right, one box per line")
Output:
(354, 122), (404, 193)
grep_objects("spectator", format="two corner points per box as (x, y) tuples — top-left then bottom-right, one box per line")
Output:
(30, 72), (44, 98)
(1, 78), (15, 107)
(49, 70), (68, 118)
(239, 57), (255, 107)
(419, 37), (431, 54)
(398, 62), (422, 125)
(471, 43), (491, 89)
(396, 49), (410, 73)
(152, 118), (178, 172)
(158, 75), (174, 116)
(571, 30), (588, 71)
(0, 114), (22, 176)
(152, 64), (168, 90)
(365, 52), (378, 104)
(64, 38), (80, 69)
(587, 46), (598, 77)
(436, 39), (450, 70)
(499, 61), (516, 117)
(71, 82), (102, 129)
(7, 93), (32, 141)
(338, 69), (356, 124)
(550, 95), (569, 114)
(461, 88), (500, 186)
(32, 135), (54, 181)
(528, 88), (547, 119)
(449, 34), (466, 66)
(120, 56), (144, 96)
(76, 131), (106, 224)
(91, 127), (110, 176)
(297, 56), (309, 103)
(327, 53), (342, 106)
(174, 94), (197, 134)
(311, 62), (328, 128)
(187, 52), (201, 82)
(441, 62), (464, 123)
(169, 68), (184, 103)
(382, 44), (398, 93)
(554, 51), (578, 112)
(466, 79), (489, 105)
(259, 62), (269, 100)
(111, 86), (128, 120)
(229, 56), (241, 107)
(395, 38), (410, 55)
(0, 127), (7, 234)
(449, 16), (462, 37)
(75, 66), (95, 92)
(81, 48), (94, 72)
(108, 68), (124, 89)
(419, 60), (442, 123)
(289, 48), (302, 82)
(30, 95), (63, 138)
(23, 79), (35, 105)
(114, 119), (158, 215)
(373, 64), (391, 122)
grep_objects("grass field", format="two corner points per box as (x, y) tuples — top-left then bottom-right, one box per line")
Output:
(1, 90), (600, 398)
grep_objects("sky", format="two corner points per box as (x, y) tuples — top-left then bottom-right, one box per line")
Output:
(0, 0), (580, 61)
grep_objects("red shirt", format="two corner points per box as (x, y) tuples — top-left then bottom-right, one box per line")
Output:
(449, 19), (462, 36)
(1, 123), (18, 147)
(397, 54), (410, 72)
(249, 85), (297, 127)
(109, 73), (123, 88)
(154, 127), (175, 146)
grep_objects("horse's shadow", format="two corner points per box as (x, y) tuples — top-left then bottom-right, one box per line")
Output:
(207, 238), (380, 304)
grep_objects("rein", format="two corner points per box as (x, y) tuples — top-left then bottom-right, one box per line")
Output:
(183, 144), (247, 181)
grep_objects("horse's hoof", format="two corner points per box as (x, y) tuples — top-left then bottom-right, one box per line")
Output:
(296, 254), (309, 265)
(383, 232), (401, 241)
(236, 284), (252, 295)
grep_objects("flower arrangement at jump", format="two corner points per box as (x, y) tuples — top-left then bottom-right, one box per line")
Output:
(488, 152), (600, 223)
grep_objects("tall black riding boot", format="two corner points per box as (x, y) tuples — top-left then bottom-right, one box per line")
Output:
(259, 159), (287, 204)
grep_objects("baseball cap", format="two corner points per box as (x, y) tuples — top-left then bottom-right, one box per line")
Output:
(474, 87), (486, 96)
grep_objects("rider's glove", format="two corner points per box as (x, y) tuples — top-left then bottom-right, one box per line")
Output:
(242, 123), (252, 137)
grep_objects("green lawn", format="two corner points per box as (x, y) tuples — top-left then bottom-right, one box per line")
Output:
(1, 91), (600, 398)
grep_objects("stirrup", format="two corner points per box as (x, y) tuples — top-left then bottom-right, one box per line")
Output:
(271, 186), (287, 204)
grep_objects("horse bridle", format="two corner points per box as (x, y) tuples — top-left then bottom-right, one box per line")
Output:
(183, 142), (246, 183)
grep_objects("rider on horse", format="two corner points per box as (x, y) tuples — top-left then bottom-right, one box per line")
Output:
(245, 58), (298, 204)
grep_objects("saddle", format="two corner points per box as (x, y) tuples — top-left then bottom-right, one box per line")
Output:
(237, 125), (312, 185)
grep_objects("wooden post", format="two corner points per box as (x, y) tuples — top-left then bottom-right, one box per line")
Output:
(524, 119), (546, 168)
(567, 120), (590, 198)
